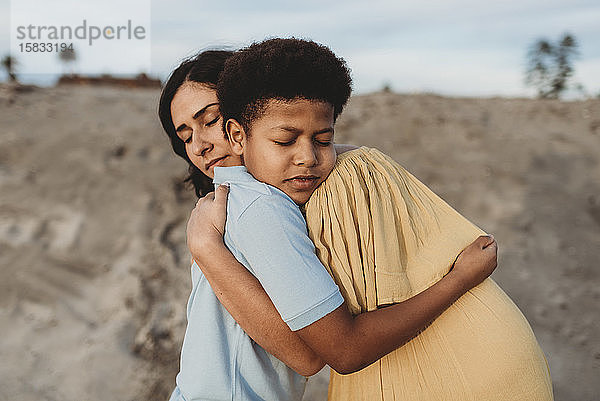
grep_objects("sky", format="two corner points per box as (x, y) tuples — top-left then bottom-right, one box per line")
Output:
(1, 0), (598, 97)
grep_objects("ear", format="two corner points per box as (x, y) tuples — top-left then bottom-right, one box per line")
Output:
(225, 119), (246, 156)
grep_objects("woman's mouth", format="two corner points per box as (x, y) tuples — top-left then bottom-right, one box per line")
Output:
(205, 156), (228, 170)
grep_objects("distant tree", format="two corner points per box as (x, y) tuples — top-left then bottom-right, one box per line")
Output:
(525, 33), (579, 99)
(1, 54), (18, 83)
(58, 46), (77, 75)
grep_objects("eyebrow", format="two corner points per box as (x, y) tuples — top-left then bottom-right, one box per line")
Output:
(175, 102), (219, 132)
(275, 125), (334, 135)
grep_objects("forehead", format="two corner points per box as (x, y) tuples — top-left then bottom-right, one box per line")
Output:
(254, 98), (334, 126)
(170, 81), (218, 123)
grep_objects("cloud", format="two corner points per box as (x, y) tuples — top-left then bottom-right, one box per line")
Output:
(348, 47), (528, 96)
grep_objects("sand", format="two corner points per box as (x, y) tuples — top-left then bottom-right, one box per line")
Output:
(0, 84), (598, 400)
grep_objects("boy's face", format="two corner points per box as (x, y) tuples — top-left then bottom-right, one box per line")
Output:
(228, 98), (336, 205)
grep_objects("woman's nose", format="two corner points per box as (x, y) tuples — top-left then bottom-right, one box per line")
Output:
(190, 131), (212, 156)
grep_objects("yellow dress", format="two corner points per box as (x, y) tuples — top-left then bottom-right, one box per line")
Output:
(304, 147), (553, 401)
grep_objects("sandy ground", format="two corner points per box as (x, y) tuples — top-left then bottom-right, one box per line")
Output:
(0, 84), (598, 401)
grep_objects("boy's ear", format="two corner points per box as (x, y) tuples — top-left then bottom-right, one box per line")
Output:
(225, 119), (246, 156)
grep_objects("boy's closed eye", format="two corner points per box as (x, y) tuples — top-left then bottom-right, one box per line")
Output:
(314, 134), (333, 146)
(274, 137), (333, 147)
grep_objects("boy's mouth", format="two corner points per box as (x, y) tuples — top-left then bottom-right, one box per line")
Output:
(284, 175), (320, 190)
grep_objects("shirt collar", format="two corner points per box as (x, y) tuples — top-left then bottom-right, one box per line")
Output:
(213, 166), (271, 195)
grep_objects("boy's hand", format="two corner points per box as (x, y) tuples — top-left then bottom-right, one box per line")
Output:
(187, 184), (229, 265)
(447, 235), (498, 292)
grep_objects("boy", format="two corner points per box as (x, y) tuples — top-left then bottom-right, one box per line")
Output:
(175, 38), (497, 401)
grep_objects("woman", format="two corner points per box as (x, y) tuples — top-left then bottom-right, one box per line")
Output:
(160, 48), (553, 400)
(159, 50), (328, 378)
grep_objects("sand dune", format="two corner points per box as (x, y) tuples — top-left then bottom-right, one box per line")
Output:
(0, 84), (598, 400)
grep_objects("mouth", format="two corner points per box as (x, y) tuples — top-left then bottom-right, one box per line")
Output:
(205, 156), (228, 170)
(284, 175), (320, 190)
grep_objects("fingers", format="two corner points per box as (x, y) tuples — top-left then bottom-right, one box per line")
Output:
(200, 191), (215, 201)
(194, 185), (229, 209)
(475, 234), (496, 249)
(483, 234), (496, 249)
(214, 184), (230, 204)
(194, 191), (215, 209)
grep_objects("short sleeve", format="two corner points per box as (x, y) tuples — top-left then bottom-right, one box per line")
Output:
(231, 196), (343, 331)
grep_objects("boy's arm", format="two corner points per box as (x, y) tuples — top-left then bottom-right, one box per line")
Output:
(188, 187), (324, 377)
(204, 235), (496, 375)
(302, 235), (497, 374)
(190, 186), (497, 376)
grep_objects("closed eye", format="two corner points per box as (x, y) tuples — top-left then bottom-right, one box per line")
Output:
(274, 140), (295, 146)
(205, 116), (220, 127)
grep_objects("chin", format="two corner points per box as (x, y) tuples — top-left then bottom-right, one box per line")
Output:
(291, 194), (311, 206)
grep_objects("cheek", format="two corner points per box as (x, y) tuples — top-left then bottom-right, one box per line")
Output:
(321, 148), (337, 171)
(223, 155), (242, 167)
(208, 125), (228, 143)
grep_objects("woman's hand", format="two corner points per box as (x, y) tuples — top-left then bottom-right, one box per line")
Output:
(447, 235), (498, 292)
(185, 184), (325, 376)
(187, 184), (229, 265)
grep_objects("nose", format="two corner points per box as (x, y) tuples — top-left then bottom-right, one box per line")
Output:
(190, 130), (212, 156)
(295, 142), (318, 167)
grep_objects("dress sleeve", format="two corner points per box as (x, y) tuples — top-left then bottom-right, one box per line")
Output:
(231, 196), (344, 331)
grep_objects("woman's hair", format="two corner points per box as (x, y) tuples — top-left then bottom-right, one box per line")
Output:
(158, 50), (233, 197)
(217, 38), (352, 132)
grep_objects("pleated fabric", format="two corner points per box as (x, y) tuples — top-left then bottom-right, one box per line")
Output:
(304, 147), (553, 401)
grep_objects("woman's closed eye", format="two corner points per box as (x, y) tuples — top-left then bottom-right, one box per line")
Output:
(205, 115), (220, 127)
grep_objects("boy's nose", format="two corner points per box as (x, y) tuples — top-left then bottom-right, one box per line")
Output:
(295, 144), (318, 167)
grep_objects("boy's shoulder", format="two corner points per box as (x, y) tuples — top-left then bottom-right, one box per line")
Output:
(213, 166), (301, 225)
(229, 184), (301, 226)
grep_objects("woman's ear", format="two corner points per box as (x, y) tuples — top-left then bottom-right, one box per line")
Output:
(225, 119), (246, 156)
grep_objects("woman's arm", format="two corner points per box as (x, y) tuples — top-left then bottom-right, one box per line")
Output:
(188, 186), (324, 377)
(189, 186), (497, 375)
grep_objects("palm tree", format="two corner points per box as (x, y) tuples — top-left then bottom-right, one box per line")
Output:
(1, 55), (17, 83)
(525, 33), (579, 99)
(58, 47), (77, 76)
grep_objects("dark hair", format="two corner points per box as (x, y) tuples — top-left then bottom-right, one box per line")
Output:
(217, 38), (352, 132)
(158, 50), (233, 197)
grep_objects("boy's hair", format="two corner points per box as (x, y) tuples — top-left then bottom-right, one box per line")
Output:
(217, 38), (353, 131)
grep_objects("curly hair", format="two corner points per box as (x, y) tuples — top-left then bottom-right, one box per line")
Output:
(217, 38), (352, 132)
(158, 50), (233, 197)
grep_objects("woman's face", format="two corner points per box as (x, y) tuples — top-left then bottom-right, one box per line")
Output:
(170, 81), (242, 178)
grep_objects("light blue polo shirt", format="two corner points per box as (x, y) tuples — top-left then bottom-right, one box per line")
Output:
(173, 166), (343, 401)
